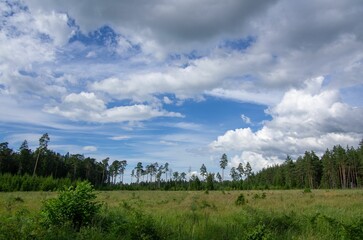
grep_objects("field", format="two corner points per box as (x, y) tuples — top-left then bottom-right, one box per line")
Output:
(1, 189), (363, 239)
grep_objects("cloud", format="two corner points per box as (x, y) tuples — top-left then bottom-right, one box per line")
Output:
(33, 10), (74, 46)
(163, 96), (173, 104)
(89, 52), (286, 104)
(240, 114), (252, 125)
(230, 151), (281, 169)
(210, 77), (363, 170)
(1, 0), (363, 177)
(89, 56), (228, 101)
(25, 0), (277, 56)
(83, 146), (97, 152)
(206, 88), (283, 106)
(109, 135), (130, 141)
(45, 91), (184, 122)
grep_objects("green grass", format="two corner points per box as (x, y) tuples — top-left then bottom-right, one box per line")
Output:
(1, 189), (363, 239)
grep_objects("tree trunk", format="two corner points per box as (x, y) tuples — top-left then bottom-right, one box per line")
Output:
(32, 150), (41, 176)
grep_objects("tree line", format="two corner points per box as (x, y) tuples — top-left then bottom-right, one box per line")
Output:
(251, 142), (363, 189)
(1, 133), (363, 191)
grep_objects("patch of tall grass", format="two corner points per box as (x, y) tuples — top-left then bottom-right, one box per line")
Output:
(0, 189), (362, 239)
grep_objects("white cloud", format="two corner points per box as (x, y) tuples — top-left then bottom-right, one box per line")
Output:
(86, 51), (97, 58)
(206, 88), (283, 106)
(163, 96), (173, 104)
(210, 77), (363, 170)
(45, 91), (184, 123)
(109, 135), (130, 141)
(172, 122), (203, 131)
(1, 0), (363, 177)
(230, 151), (282, 171)
(33, 10), (74, 46)
(240, 114), (252, 125)
(83, 146), (97, 152)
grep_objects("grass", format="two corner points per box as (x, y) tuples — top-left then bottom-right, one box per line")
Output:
(1, 189), (363, 239)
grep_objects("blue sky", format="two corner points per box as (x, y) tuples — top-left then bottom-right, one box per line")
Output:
(1, 0), (363, 181)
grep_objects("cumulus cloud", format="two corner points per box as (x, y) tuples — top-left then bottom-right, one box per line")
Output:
(33, 10), (74, 46)
(44, 92), (183, 123)
(210, 77), (363, 170)
(89, 56), (230, 101)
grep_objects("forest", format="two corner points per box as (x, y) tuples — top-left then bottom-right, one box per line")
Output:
(1, 133), (363, 192)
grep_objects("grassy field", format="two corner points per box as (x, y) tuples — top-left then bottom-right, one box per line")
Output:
(1, 189), (363, 239)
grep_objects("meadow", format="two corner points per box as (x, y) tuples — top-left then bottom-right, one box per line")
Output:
(1, 189), (363, 239)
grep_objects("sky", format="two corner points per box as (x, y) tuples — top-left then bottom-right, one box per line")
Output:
(1, 0), (363, 181)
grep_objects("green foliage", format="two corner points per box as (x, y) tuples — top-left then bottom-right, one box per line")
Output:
(303, 187), (312, 193)
(2, 137), (363, 191)
(252, 192), (266, 200)
(41, 181), (101, 230)
(235, 193), (246, 206)
(0, 173), (73, 192)
(0, 190), (363, 239)
(246, 224), (270, 240)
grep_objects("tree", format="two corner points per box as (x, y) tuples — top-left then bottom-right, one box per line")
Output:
(173, 171), (179, 181)
(131, 169), (135, 183)
(303, 151), (322, 188)
(244, 162), (253, 178)
(333, 145), (348, 188)
(0, 142), (14, 174)
(135, 162), (143, 184)
(18, 140), (31, 175)
(230, 167), (239, 181)
(200, 164), (207, 180)
(101, 157), (109, 184)
(216, 172), (222, 182)
(237, 163), (244, 180)
(220, 153), (228, 181)
(164, 162), (169, 181)
(283, 155), (295, 189)
(110, 160), (121, 184)
(119, 160), (127, 183)
(150, 162), (158, 182)
(180, 172), (187, 181)
(206, 173), (215, 190)
(33, 133), (50, 176)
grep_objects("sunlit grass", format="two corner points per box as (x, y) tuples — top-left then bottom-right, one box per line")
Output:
(1, 189), (363, 239)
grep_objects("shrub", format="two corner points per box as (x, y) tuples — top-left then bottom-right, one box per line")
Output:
(41, 181), (101, 230)
(235, 193), (246, 206)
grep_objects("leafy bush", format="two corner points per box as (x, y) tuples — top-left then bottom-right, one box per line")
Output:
(246, 224), (270, 240)
(41, 181), (101, 230)
(252, 192), (267, 200)
(235, 193), (246, 206)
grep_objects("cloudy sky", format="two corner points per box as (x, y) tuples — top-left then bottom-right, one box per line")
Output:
(1, 0), (363, 180)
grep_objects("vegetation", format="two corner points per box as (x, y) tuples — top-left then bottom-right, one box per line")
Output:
(1, 134), (363, 191)
(0, 186), (363, 239)
(41, 181), (101, 230)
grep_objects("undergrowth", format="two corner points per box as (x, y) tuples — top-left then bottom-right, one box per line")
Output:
(0, 188), (362, 239)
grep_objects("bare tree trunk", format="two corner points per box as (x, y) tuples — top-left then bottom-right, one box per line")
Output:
(33, 150), (41, 176)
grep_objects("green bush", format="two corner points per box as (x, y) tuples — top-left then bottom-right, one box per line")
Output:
(41, 181), (101, 230)
(235, 193), (246, 206)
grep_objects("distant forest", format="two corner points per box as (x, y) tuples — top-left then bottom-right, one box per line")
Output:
(1, 133), (363, 191)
